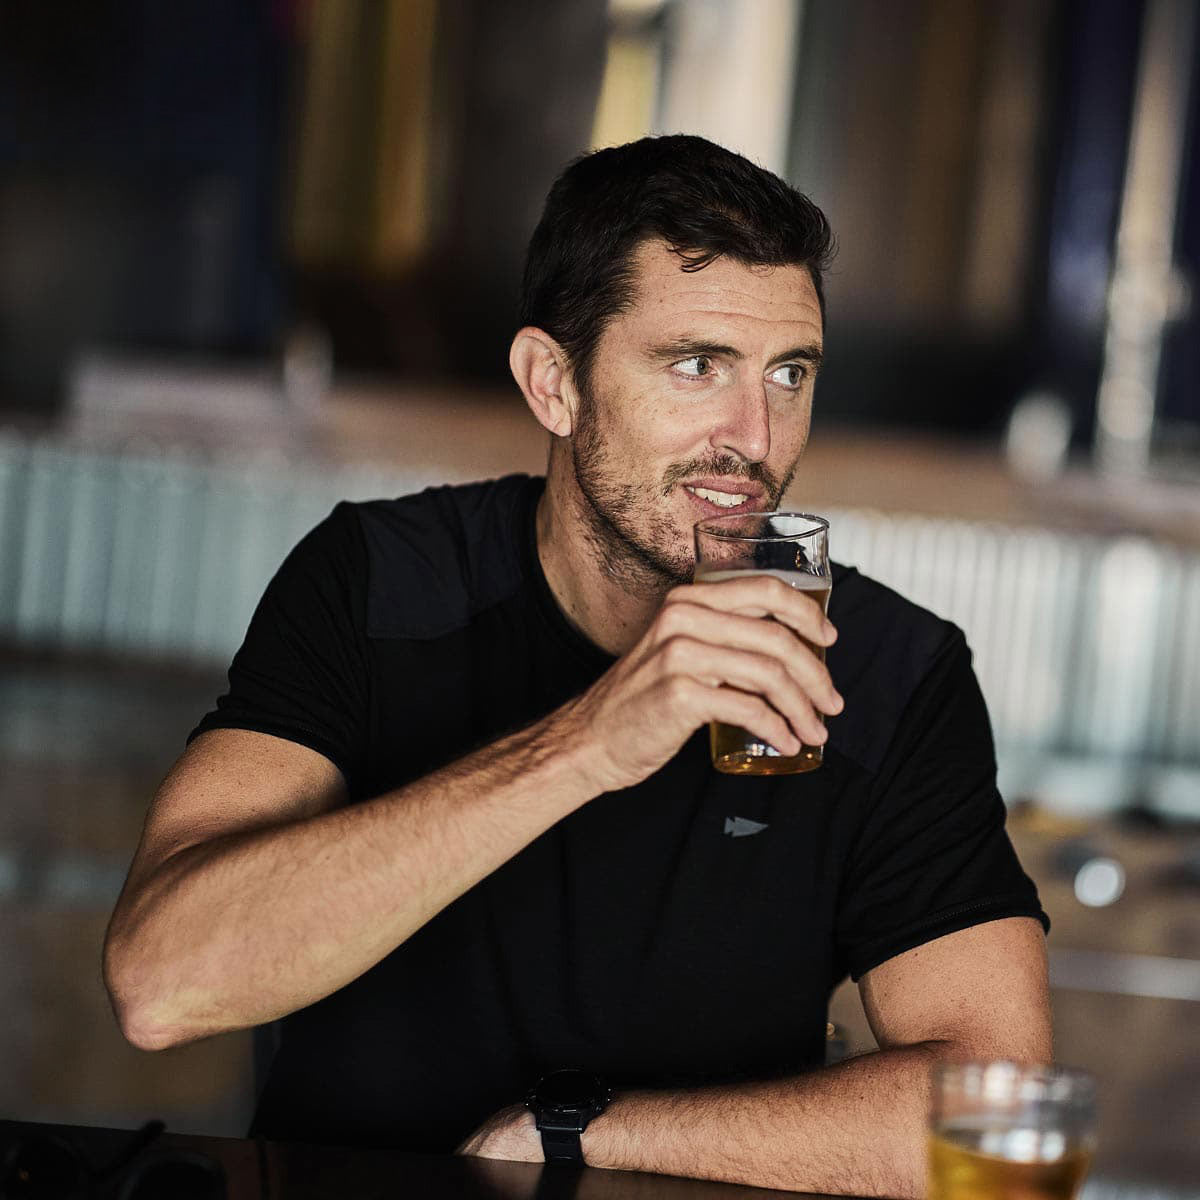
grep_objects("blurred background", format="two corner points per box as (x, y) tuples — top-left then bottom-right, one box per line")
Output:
(1, 0), (1198, 1193)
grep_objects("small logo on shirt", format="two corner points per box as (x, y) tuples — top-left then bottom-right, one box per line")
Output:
(724, 816), (769, 838)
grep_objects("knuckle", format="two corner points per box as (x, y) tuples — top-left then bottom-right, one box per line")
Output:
(660, 634), (692, 671)
(656, 601), (690, 636)
(769, 621), (796, 651)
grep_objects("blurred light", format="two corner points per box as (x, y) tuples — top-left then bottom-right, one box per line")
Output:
(1005, 391), (1072, 481)
(283, 324), (333, 416)
(1073, 857), (1126, 907)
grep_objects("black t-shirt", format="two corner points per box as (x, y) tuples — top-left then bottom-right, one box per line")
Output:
(190, 473), (1047, 1152)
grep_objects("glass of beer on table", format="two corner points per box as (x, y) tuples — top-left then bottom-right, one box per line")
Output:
(929, 1062), (1097, 1200)
(693, 512), (831, 775)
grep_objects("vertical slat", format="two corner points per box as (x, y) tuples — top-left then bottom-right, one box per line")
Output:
(143, 452), (205, 654)
(1083, 538), (1163, 758)
(58, 450), (116, 650)
(101, 454), (158, 653)
(188, 464), (241, 661)
(1163, 558), (1200, 759)
(15, 444), (70, 644)
(0, 433), (29, 639)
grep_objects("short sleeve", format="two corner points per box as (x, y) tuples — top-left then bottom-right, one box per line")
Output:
(188, 503), (370, 793)
(834, 633), (1048, 981)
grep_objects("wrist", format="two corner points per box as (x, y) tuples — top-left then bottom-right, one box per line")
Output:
(578, 1091), (634, 1170)
(537, 698), (616, 801)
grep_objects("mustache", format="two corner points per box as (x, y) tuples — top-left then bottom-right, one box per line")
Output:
(661, 456), (784, 499)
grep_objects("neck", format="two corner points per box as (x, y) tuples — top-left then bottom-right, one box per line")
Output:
(536, 449), (672, 657)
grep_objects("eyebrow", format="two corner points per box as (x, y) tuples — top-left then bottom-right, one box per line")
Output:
(644, 336), (824, 372)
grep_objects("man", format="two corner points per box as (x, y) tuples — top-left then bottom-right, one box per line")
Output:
(104, 135), (1050, 1197)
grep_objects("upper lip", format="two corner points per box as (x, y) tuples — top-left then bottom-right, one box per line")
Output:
(681, 477), (766, 504)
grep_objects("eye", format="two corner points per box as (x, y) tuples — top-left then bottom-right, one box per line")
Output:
(675, 355), (715, 378)
(769, 363), (806, 389)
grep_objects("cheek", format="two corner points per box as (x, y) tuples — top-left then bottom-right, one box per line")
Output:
(775, 398), (813, 449)
(650, 397), (718, 453)
(607, 392), (700, 463)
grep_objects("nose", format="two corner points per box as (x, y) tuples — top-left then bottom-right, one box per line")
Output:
(710, 381), (771, 464)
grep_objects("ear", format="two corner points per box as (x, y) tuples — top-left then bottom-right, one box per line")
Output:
(509, 327), (577, 437)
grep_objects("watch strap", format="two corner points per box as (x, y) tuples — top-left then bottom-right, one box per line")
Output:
(538, 1124), (584, 1165)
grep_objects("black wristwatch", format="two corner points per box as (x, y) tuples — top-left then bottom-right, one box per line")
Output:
(525, 1069), (612, 1166)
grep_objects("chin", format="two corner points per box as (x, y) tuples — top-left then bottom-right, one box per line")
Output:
(648, 529), (696, 585)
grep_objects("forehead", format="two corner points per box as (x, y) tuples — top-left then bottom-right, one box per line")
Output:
(618, 239), (823, 346)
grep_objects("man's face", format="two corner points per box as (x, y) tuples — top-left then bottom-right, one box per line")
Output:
(569, 239), (824, 585)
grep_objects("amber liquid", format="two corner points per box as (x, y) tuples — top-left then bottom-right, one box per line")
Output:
(928, 1127), (1092, 1200)
(693, 568), (831, 776)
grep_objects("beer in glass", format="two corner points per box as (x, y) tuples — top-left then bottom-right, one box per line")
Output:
(929, 1062), (1097, 1200)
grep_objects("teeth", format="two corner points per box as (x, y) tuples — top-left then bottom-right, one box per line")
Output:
(688, 486), (749, 508)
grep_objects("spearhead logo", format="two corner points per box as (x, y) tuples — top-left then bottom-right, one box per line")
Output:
(723, 816), (769, 838)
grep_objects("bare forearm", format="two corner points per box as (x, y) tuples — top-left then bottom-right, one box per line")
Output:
(106, 710), (596, 1048)
(584, 1044), (952, 1198)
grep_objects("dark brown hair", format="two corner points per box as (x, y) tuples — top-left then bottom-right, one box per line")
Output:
(519, 134), (835, 396)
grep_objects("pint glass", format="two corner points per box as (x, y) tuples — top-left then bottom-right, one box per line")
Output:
(693, 512), (831, 775)
(929, 1062), (1097, 1200)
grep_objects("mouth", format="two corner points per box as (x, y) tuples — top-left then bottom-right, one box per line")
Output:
(680, 479), (767, 516)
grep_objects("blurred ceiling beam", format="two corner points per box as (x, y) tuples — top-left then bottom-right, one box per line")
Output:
(789, 0), (1052, 336)
(1095, 0), (1197, 475)
(286, 0), (608, 377)
(289, 0), (438, 272)
(658, 0), (802, 177)
(591, 0), (666, 149)
(961, 0), (1053, 334)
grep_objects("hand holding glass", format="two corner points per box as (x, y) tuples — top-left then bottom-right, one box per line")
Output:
(693, 512), (831, 775)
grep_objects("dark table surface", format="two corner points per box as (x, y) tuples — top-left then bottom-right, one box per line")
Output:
(0, 1119), (850, 1200)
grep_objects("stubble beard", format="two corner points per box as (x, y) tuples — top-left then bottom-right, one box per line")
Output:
(570, 378), (798, 592)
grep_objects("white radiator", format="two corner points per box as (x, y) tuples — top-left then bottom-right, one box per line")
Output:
(1, 432), (1197, 772)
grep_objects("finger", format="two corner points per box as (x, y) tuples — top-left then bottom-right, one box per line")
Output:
(666, 676), (803, 756)
(707, 685), (810, 757)
(658, 636), (828, 745)
(675, 575), (836, 646)
(656, 601), (842, 715)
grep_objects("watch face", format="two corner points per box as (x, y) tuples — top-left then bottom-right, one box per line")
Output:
(536, 1069), (606, 1111)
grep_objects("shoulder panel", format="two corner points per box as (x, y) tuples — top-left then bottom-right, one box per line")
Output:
(355, 474), (538, 640)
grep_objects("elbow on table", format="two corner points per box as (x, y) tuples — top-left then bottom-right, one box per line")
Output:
(103, 931), (200, 1053)
(117, 1007), (186, 1053)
